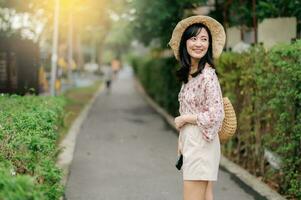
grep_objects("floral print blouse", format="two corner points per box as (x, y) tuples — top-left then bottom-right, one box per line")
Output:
(178, 65), (225, 142)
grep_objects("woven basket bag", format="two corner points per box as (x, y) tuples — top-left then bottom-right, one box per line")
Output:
(218, 97), (237, 143)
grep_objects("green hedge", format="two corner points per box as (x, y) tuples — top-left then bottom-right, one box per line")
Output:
(0, 95), (66, 200)
(131, 55), (182, 116)
(131, 40), (301, 199)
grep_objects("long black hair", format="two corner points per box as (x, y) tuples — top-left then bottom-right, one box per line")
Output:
(176, 23), (217, 84)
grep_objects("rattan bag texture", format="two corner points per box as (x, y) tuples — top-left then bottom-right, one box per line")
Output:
(218, 97), (237, 143)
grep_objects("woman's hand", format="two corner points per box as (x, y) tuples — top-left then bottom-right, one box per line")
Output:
(175, 114), (198, 131)
(174, 116), (187, 131)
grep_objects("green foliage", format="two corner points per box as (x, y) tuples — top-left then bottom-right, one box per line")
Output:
(217, 46), (271, 173)
(257, 0), (301, 22)
(213, 0), (301, 27)
(264, 41), (301, 198)
(0, 95), (66, 200)
(103, 18), (133, 61)
(132, 40), (301, 199)
(130, 54), (181, 116)
(218, 41), (301, 199)
(130, 0), (207, 47)
(0, 165), (44, 200)
(130, 0), (300, 49)
(227, 0), (254, 27)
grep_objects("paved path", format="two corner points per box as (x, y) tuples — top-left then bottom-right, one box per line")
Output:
(65, 66), (256, 200)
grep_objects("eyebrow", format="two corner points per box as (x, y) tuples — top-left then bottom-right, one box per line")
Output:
(193, 35), (208, 38)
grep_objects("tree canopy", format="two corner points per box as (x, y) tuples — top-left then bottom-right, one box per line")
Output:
(130, 0), (207, 47)
(129, 0), (300, 48)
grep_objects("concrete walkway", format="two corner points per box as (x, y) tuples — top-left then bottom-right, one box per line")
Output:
(65, 66), (256, 200)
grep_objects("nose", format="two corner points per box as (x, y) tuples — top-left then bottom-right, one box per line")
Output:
(194, 40), (203, 47)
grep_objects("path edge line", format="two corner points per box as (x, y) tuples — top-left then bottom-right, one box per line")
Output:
(56, 83), (104, 193)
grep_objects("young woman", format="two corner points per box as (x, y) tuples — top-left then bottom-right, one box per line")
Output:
(168, 15), (226, 200)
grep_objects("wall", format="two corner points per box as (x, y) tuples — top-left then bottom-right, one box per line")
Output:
(258, 17), (297, 48)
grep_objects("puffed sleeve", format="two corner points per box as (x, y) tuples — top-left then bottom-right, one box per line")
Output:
(196, 71), (225, 142)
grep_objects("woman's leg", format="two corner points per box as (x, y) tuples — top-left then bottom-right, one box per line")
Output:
(183, 180), (208, 200)
(205, 181), (213, 200)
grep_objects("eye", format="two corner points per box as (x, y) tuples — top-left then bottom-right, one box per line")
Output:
(190, 37), (197, 41)
(201, 38), (208, 42)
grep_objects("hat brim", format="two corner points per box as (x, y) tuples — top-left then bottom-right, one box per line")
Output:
(168, 15), (226, 60)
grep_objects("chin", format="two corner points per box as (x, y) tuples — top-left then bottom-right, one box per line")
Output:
(191, 54), (204, 60)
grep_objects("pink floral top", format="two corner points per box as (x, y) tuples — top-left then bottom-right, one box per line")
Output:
(178, 65), (225, 142)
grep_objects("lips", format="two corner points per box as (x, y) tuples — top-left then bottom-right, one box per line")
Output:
(193, 49), (203, 53)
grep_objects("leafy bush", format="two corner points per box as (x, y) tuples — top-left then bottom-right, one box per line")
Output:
(217, 42), (301, 199)
(263, 41), (301, 198)
(131, 55), (182, 116)
(0, 95), (65, 200)
(0, 163), (44, 200)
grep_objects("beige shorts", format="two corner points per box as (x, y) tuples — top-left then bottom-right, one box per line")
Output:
(179, 124), (221, 181)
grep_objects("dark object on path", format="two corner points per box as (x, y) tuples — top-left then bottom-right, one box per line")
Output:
(176, 154), (183, 170)
(106, 80), (111, 90)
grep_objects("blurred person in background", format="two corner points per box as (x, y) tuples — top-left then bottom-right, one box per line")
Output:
(111, 58), (121, 78)
(102, 63), (114, 94)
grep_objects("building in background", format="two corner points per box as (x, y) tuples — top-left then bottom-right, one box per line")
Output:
(0, 37), (40, 95)
(192, 1), (298, 51)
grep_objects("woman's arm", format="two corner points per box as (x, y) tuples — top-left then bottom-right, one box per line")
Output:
(179, 72), (225, 142)
(174, 114), (197, 130)
(197, 72), (225, 141)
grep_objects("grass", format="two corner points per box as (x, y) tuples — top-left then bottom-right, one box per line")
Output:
(57, 80), (102, 143)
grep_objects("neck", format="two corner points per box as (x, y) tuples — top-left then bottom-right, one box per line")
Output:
(190, 58), (200, 73)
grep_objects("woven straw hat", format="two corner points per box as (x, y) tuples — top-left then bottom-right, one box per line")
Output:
(219, 97), (237, 143)
(168, 15), (226, 60)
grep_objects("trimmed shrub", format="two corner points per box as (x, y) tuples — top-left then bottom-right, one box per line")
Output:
(0, 95), (65, 199)
(131, 55), (181, 116)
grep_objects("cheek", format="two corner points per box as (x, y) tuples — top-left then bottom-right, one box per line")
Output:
(186, 40), (193, 50)
(204, 42), (209, 50)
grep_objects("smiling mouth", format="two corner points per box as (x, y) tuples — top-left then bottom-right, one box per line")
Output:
(193, 50), (203, 53)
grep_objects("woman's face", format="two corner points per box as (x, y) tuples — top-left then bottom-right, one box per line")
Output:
(186, 28), (209, 60)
